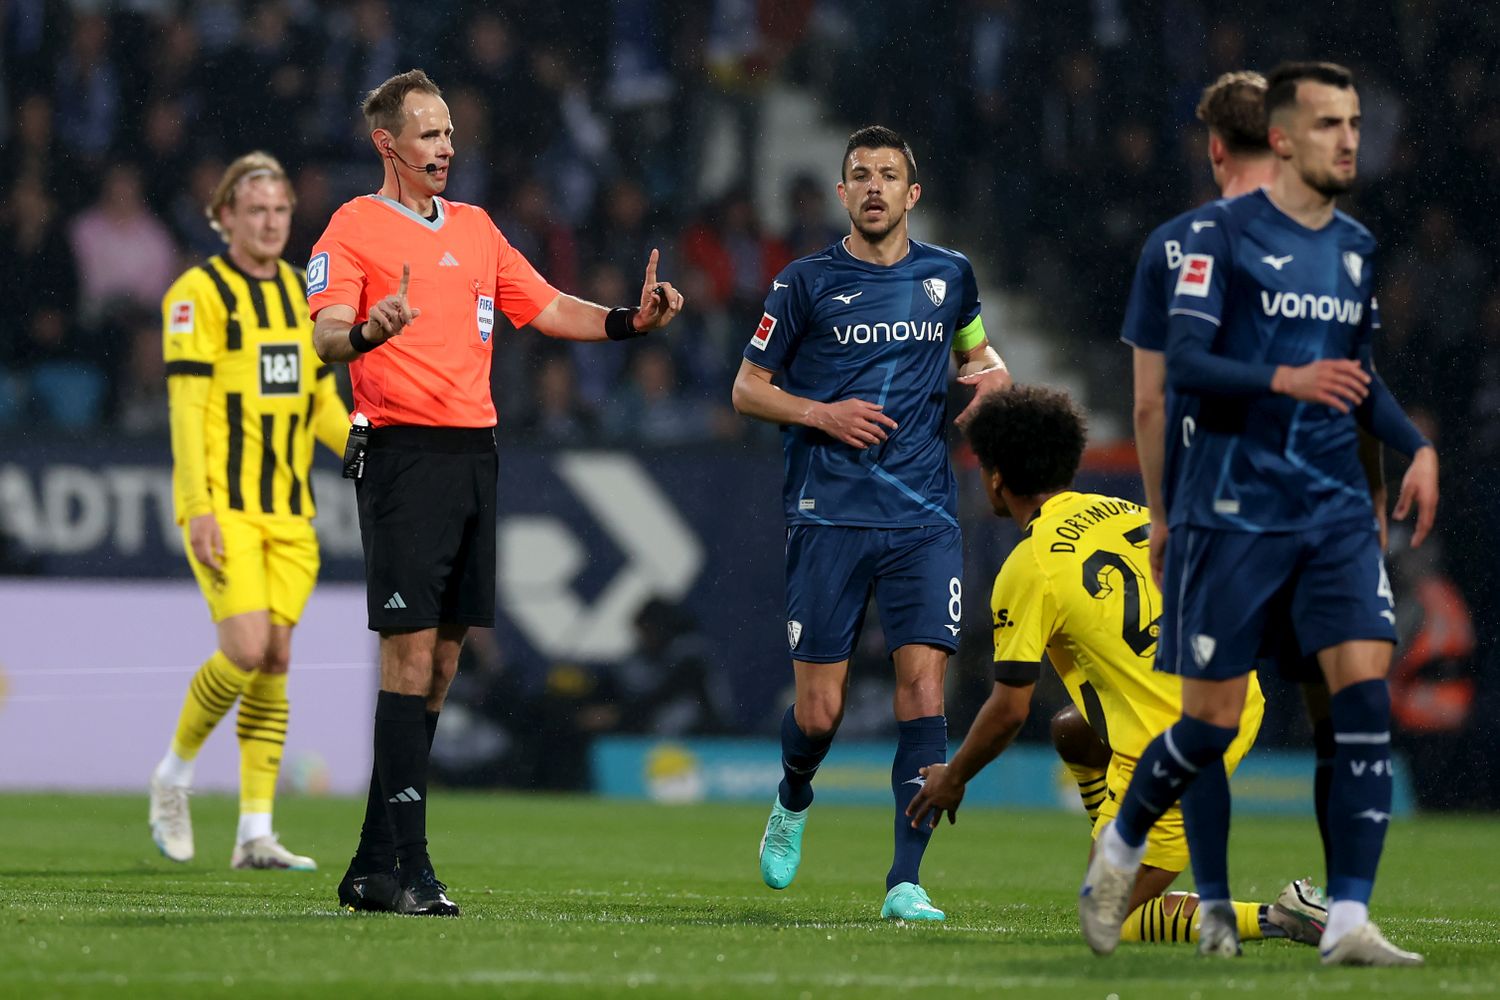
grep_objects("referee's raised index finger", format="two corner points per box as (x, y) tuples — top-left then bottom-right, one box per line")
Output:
(644, 248), (659, 286)
(399, 263), (410, 298)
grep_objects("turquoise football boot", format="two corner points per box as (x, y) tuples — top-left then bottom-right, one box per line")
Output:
(881, 881), (945, 921)
(758, 798), (808, 890)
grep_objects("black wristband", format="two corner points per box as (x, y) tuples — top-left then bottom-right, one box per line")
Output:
(349, 322), (378, 354)
(605, 306), (646, 341)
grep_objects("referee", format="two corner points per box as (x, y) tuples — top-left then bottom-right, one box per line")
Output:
(309, 69), (683, 917)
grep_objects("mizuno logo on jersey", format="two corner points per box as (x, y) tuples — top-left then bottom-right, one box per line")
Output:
(1175, 254), (1213, 297)
(833, 321), (945, 346)
(1191, 219), (1216, 233)
(772, 280), (788, 290)
(1261, 254), (1294, 270)
(1260, 291), (1364, 325)
(832, 290), (863, 304)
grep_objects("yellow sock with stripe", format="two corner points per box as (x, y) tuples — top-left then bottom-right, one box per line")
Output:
(1119, 893), (1269, 943)
(1064, 762), (1108, 825)
(237, 671), (289, 819)
(168, 650), (254, 761)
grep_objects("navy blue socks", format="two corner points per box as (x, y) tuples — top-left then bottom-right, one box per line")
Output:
(1327, 680), (1393, 905)
(1181, 756), (1233, 900)
(777, 705), (833, 812)
(886, 715), (946, 889)
(1312, 713), (1336, 882)
(1115, 714), (1239, 849)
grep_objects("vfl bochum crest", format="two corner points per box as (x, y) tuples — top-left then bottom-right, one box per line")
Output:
(922, 277), (947, 307)
(787, 620), (803, 650)
(1343, 251), (1364, 286)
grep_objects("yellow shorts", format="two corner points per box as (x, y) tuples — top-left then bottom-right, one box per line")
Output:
(1092, 717), (1261, 873)
(183, 510), (320, 626)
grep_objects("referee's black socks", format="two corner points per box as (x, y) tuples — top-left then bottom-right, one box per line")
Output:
(374, 691), (433, 877)
(354, 706), (440, 873)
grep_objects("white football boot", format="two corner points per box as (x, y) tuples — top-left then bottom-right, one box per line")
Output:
(148, 775), (194, 863)
(231, 835), (317, 871)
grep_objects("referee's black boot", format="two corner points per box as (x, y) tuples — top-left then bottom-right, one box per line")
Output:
(338, 858), (401, 913)
(394, 866), (461, 917)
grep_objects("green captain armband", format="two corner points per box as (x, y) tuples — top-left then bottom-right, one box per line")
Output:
(952, 315), (988, 353)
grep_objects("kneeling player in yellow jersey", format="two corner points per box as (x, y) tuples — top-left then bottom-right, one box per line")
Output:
(908, 386), (1326, 945)
(149, 152), (350, 870)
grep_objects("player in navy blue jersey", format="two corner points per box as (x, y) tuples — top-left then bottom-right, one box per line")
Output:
(731, 125), (1011, 921)
(1082, 63), (1438, 966)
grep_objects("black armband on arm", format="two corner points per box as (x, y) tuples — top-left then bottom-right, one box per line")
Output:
(994, 660), (1043, 686)
(605, 306), (646, 341)
(349, 323), (378, 354)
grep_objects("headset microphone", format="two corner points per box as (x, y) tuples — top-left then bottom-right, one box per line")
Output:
(384, 146), (438, 174)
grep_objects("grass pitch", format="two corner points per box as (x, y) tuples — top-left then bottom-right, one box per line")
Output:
(2, 792), (1496, 998)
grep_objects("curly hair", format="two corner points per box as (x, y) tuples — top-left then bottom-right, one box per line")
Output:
(962, 385), (1088, 497)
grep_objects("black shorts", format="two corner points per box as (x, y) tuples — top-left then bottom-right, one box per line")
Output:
(356, 425), (497, 631)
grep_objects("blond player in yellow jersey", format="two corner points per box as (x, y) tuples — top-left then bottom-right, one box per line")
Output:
(149, 152), (350, 870)
(908, 386), (1326, 945)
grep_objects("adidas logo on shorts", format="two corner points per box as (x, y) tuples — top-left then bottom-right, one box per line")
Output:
(384, 592), (407, 610)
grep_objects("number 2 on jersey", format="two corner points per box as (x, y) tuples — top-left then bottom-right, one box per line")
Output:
(1080, 524), (1159, 657)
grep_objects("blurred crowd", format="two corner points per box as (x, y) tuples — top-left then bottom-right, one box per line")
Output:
(4, 1), (1498, 794)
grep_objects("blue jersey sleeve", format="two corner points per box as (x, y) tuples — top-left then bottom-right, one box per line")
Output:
(1120, 228), (1168, 351)
(1353, 274), (1430, 456)
(1165, 208), (1278, 396)
(744, 267), (811, 371)
(958, 255), (981, 330)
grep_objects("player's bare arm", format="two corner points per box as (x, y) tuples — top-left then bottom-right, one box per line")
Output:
(731, 358), (898, 449)
(530, 249), (684, 341)
(907, 679), (1034, 829)
(1131, 348), (1170, 585)
(313, 264), (420, 362)
(953, 342), (1012, 427)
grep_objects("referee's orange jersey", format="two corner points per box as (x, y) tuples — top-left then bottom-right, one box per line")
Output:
(306, 195), (558, 427)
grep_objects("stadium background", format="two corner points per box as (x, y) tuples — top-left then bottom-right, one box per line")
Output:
(1, 0), (1495, 811)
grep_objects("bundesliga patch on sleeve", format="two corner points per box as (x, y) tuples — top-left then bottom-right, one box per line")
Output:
(167, 301), (194, 334)
(306, 252), (329, 296)
(750, 311), (777, 351)
(1174, 254), (1213, 298)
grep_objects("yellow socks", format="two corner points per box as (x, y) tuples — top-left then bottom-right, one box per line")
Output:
(1119, 893), (1267, 943)
(169, 650), (254, 760)
(237, 671), (289, 816)
(1065, 762), (1108, 824)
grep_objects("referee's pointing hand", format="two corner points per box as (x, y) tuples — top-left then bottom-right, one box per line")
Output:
(634, 248), (685, 330)
(367, 262), (423, 344)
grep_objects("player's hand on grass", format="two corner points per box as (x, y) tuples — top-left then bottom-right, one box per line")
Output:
(188, 513), (224, 572)
(634, 249), (685, 331)
(1270, 358), (1370, 413)
(954, 361), (1012, 428)
(1393, 445), (1439, 548)
(810, 398), (898, 448)
(1148, 517), (1168, 589)
(906, 763), (965, 829)
(367, 263), (421, 344)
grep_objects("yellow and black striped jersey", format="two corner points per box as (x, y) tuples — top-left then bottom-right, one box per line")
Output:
(163, 254), (349, 523)
(990, 491), (1263, 758)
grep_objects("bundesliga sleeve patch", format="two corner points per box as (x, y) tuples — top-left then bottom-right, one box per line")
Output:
(306, 251), (329, 296)
(750, 311), (777, 351)
(1175, 254), (1214, 298)
(167, 301), (194, 334)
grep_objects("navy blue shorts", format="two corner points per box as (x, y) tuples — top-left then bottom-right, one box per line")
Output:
(1158, 519), (1395, 680)
(784, 524), (963, 663)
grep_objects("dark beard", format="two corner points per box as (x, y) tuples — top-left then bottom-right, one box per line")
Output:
(1308, 170), (1354, 198)
(851, 213), (899, 241)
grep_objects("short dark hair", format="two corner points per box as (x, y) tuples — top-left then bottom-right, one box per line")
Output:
(363, 68), (443, 136)
(1265, 61), (1354, 118)
(843, 125), (918, 185)
(1197, 71), (1270, 154)
(963, 386), (1087, 497)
